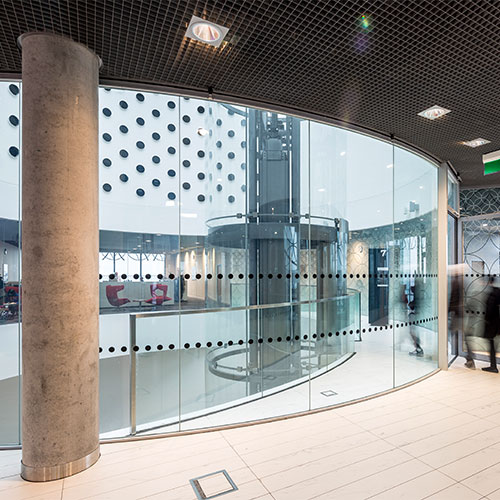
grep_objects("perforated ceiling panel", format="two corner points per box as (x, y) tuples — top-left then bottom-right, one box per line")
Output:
(0, 0), (499, 186)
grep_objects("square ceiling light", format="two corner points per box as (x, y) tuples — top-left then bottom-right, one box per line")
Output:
(417, 105), (451, 120)
(461, 138), (491, 148)
(185, 16), (229, 47)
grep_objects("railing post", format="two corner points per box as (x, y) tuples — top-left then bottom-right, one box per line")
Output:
(129, 314), (137, 436)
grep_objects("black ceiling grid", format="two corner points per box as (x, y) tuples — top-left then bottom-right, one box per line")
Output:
(1, 0), (500, 186)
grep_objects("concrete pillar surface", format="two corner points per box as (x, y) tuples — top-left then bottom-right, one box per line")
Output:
(20, 32), (100, 481)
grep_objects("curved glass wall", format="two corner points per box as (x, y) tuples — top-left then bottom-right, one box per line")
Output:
(0, 83), (438, 444)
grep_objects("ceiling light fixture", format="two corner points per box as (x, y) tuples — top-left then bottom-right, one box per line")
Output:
(417, 105), (451, 120)
(197, 127), (209, 136)
(461, 138), (491, 148)
(185, 16), (229, 47)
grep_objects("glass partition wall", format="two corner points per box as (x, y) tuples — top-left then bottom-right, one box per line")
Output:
(0, 84), (439, 444)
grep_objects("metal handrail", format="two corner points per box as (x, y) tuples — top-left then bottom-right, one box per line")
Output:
(204, 212), (340, 228)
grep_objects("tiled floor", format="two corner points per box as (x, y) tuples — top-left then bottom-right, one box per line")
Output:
(1, 357), (500, 499)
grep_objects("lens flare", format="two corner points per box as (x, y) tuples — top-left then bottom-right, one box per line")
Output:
(359, 14), (372, 30)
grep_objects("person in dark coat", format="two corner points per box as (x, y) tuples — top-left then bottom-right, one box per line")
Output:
(482, 278), (500, 373)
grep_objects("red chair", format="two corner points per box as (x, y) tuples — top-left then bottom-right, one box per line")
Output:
(145, 284), (171, 305)
(106, 284), (130, 307)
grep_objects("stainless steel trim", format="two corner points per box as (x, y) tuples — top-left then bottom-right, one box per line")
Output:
(20, 446), (100, 482)
(129, 315), (137, 436)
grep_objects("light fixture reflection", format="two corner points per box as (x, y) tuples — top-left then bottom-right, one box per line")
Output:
(197, 127), (209, 136)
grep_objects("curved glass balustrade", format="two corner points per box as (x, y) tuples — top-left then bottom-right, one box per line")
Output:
(0, 83), (439, 444)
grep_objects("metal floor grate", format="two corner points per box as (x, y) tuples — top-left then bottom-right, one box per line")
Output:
(190, 469), (238, 499)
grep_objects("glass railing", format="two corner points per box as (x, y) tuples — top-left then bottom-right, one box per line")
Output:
(99, 291), (360, 437)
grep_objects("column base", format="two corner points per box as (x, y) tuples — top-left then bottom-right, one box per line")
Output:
(21, 446), (100, 482)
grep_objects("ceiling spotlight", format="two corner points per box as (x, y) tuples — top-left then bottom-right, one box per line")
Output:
(417, 105), (451, 120)
(185, 16), (229, 47)
(461, 138), (491, 148)
(340, 151), (346, 156)
(197, 127), (209, 136)
(386, 163), (393, 169)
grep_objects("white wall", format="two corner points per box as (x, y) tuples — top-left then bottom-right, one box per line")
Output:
(98, 89), (246, 236)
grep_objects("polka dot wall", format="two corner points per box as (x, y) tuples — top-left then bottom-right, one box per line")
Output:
(98, 88), (247, 235)
(0, 82), (21, 223)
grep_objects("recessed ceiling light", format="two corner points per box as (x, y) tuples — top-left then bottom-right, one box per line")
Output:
(417, 105), (451, 120)
(386, 163), (393, 168)
(185, 16), (229, 47)
(197, 127), (209, 136)
(340, 151), (346, 156)
(461, 138), (491, 148)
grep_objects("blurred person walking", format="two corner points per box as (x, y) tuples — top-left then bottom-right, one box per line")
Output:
(481, 277), (500, 373)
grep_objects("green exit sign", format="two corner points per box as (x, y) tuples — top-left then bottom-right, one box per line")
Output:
(484, 150), (500, 175)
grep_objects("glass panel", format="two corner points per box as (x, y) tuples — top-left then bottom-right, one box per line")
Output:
(0, 81), (21, 445)
(98, 88), (181, 436)
(448, 171), (459, 212)
(393, 147), (439, 386)
(462, 218), (500, 362)
(309, 122), (394, 408)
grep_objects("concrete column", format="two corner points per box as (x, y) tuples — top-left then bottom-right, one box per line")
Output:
(19, 33), (101, 481)
(438, 162), (449, 370)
